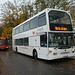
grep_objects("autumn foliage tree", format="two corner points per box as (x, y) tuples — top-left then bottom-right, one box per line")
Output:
(0, 0), (75, 39)
(70, 5), (75, 27)
(2, 27), (13, 39)
(0, 26), (4, 36)
(0, 1), (29, 39)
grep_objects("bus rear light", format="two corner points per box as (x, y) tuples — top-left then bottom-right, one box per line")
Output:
(49, 51), (52, 53)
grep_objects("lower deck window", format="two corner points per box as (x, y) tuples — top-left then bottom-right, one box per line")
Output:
(24, 38), (28, 46)
(15, 38), (29, 46)
(40, 33), (47, 47)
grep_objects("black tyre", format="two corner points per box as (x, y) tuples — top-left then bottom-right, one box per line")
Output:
(16, 47), (18, 53)
(33, 51), (37, 59)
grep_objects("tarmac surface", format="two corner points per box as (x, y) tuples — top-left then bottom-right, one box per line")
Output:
(0, 48), (75, 75)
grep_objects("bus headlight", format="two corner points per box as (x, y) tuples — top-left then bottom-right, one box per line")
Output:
(6, 47), (8, 48)
(49, 51), (52, 53)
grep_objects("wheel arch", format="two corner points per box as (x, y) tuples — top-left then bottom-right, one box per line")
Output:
(16, 47), (18, 53)
(33, 49), (38, 58)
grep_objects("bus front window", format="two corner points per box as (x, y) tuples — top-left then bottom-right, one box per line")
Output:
(49, 10), (71, 24)
(0, 40), (8, 45)
(48, 33), (73, 49)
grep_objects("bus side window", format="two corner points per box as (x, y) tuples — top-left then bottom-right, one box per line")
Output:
(15, 27), (19, 34)
(18, 39), (23, 45)
(13, 29), (15, 35)
(38, 12), (46, 27)
(19, 25), (23, 33)
(30, 17), (38, 29)
(24, 38), (29, 46)
(40, 34), (47, 47)
(24, 22), (29, 31)
(15, 39), (19, 45)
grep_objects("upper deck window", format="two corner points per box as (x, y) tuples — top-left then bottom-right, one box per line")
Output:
(30, 17), (38, 29)
(19, 25), (23, 33)
(15, 27), (19, 34)
(39, 12), (46, 27)
(13, 29), (15, 35)
(24, 22), (29, 31)
(49, 10), (71, 24)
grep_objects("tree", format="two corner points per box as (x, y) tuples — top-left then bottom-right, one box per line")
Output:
(59, 0), (70, 11)
(0, 0), (74, 39)
(34, 0), (47, 14)
(70, 5), (75, 27)
(0, 1), (30, 39)
(0, 26), (4, 36)
(0, 1), (19, 27)
(2, 27), (13, 39)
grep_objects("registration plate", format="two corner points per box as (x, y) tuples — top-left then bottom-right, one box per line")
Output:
(61, 52), (69, 54)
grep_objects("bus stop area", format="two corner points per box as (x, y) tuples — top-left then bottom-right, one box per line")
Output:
(0, 47), (75, 75)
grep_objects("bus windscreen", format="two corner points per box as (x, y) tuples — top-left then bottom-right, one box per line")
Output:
(49, 10), (72, 31)
(0, 40), (8, 45)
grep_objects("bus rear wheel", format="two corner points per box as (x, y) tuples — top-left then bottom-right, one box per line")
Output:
(33, 51), (37, 59)
(16, 47), (18, 53)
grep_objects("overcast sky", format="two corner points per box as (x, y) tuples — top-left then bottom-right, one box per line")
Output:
(0, 0), (35, 4)
(0, 0), (20, 24)
(0, 0), (13, 4)
(0, 0), (35, 23)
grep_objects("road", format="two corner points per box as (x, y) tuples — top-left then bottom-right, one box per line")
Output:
(0, 48), (75, 75)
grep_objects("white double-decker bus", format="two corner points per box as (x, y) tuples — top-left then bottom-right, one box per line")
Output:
(12, 8), (75, 60)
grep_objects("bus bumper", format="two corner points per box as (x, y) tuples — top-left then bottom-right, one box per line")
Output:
(0, 47), (9, 50)
(47, 52), (75, 60)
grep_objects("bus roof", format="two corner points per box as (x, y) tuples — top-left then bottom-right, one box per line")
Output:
(13, 8), (69, 30)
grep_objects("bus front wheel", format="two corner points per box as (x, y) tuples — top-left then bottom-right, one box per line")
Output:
(33, 51), (37, 59)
